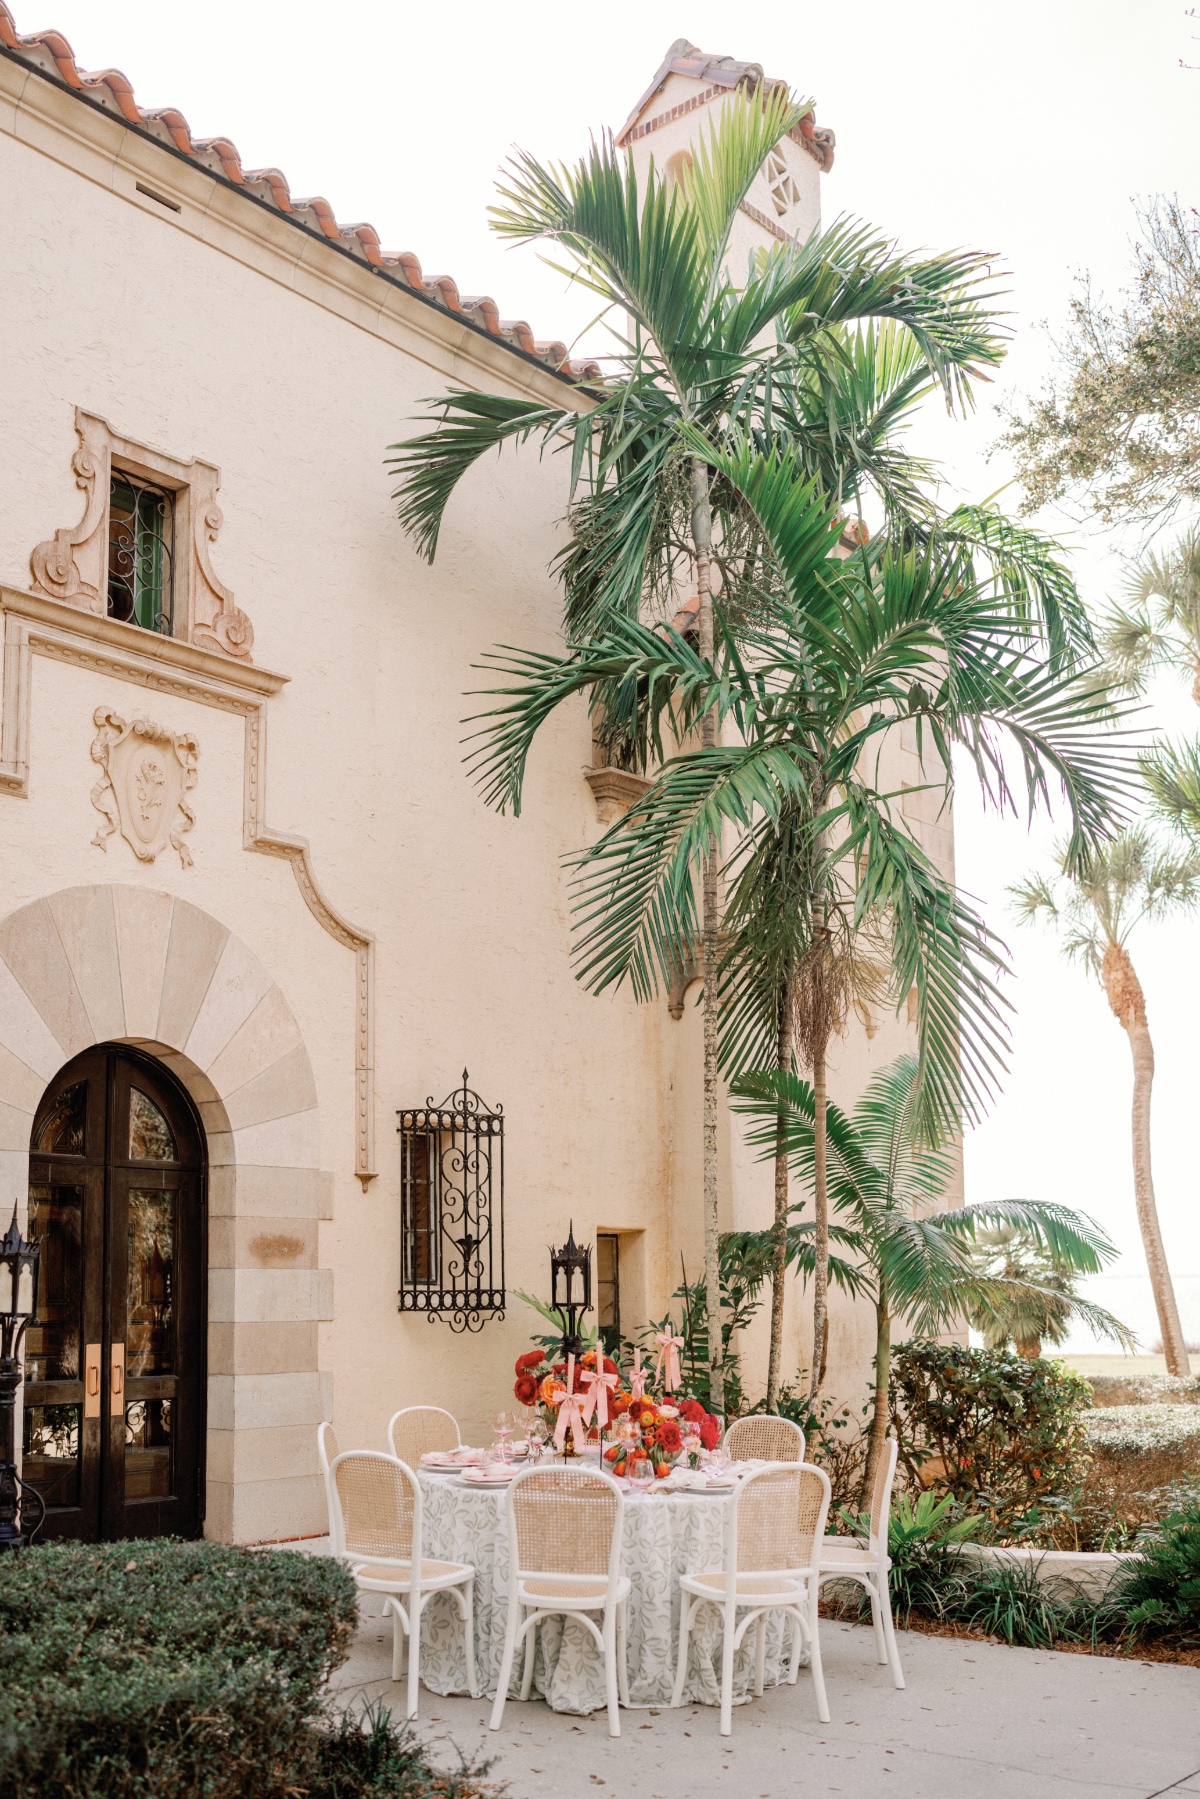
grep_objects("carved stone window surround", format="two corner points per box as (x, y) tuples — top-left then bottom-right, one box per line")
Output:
(29, 408), (255, 662)
(0, 582), (376, 1185)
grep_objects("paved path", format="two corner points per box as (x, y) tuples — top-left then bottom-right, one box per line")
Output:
(334, 1604), (1200, 1799)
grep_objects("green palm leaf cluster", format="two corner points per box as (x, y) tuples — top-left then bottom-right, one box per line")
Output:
(732, 1054), (1127, 1497)
(387, 83), (1133, 1408)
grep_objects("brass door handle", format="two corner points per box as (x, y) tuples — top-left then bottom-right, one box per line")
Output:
(84, 1343), (102, 1419)
(110, 1342), (125, 1400)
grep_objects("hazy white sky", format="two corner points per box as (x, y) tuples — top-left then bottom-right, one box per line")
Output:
(18, 0), (1200, 1346)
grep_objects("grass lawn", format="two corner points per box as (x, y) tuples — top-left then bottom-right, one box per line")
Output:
(1060, 1353), (1173, 1377)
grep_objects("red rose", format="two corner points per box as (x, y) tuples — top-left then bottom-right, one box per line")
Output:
(658, 1421), (682, 1454)
(678, 1399), (706, 1424)
(514, 1373), (539, 1405)
(699, 1416), (720, 1451)
(515, 1350), (544, 1374)
(603, 1355), (619, 1376)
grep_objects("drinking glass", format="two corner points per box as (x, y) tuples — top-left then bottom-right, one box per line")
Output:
(526, 1417), (549, 1463)
(491, 1409), (515, 1463)
(626, 1449), (654, 1495)
(681, 1424), (701, 1469)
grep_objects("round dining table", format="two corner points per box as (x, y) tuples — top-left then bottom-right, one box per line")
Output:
(414, 1463), (805, 1716)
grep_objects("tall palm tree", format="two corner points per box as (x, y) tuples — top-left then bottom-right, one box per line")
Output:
(1103, 529), (1200, 704)
(388, 87), (1010, 1407)
(733, 1056), (1128, 1495)
(1011, 829), (1200, 1376)
(962, 1222), (1089, 1358)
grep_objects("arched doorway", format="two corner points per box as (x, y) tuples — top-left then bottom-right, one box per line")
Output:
(22, 1044), (206, 1542)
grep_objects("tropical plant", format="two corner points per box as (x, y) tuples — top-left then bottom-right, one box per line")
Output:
(963, 1222), (1091, 1358)
(734, 1056), (1127, 1494)
(829, 1489), (981, 1626)
(1000, 197), (1200, 527)
(1106, 1499), (1200, 1645)
(1103, 528), (1200, 705)
(1011, 828), (1200, 1375)
(387, 82), (1016, 1407)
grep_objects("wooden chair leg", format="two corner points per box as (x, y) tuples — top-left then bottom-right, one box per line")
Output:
(490, 1593), (521, 1731)
(719, 1598), (737, 1736)
(520, 1615), (537, 1701)
(406, 1589), (421, 1720)
(603, 1603), (621, 1738)
(806, 1582), (830, 1724)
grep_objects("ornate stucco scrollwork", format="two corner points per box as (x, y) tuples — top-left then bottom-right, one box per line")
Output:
(90, 706), (199, 867)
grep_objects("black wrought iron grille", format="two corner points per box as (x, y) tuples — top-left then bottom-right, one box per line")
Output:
(108, 473), (175, 636)
(397, 1072), (504, 1331)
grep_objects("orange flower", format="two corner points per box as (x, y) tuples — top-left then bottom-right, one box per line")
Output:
(540, 1375), (562, 1405)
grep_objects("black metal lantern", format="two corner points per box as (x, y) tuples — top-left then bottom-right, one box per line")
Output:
(0, 1204), (42, 1551)
(550, 1224), (592, 1360)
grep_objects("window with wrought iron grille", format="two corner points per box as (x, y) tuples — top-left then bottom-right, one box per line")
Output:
(108, 472), (175, 637)
(397, 1072), (504, 1331)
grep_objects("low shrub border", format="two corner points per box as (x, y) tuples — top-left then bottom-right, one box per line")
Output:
(0, 1537), (493, 1799)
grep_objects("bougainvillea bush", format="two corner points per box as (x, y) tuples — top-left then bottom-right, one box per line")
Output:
(890, 1341), (1092, 1535)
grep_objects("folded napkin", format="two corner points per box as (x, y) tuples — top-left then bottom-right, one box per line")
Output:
(421, 1448), (485, 1467)
(461, 1463), (520, 1484)
(658, 1467), (735, 1493)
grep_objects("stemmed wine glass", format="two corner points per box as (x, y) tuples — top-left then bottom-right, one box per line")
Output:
(491, 1409), (516, 1463)
(526, 1417), (549, 1463)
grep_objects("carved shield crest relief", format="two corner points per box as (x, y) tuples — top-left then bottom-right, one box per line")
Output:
(90, 708), (199, 867)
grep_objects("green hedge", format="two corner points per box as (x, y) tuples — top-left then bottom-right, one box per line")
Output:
(0, 1538), (483, 1799)
(890, 1341), (1092, 1534)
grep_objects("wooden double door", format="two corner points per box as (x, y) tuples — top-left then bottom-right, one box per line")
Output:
(22, 1046), (206, 1541)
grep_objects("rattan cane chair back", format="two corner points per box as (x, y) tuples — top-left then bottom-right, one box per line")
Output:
(387, 1406), (460, 1466)
(734, 1464), (827, 1572)
(869, 1437), (899, 1545)
(333, 1451), (417, 1562)
(724, 1415), (805, 1463)
(512, 1466), (619, 1578)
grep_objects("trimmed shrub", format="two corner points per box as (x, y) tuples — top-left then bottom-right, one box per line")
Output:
(0, 1539), (485, 1799)
(890, 1341), (1092, 1534)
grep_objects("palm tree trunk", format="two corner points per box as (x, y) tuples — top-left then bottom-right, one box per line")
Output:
(766, 984), (791, 1411)
(809, 1035), (830, 1397)
(861, 1287), (890, 1506)
(692, 456), (724, 1413)
(1102, 942), (1191, 1378)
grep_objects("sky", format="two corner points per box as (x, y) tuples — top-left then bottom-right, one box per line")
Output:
(15, 0), (1200, 1349)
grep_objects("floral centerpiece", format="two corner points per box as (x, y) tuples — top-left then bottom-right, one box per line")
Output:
(513, 1341), (721, 1477)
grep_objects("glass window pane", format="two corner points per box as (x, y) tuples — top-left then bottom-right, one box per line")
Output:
(597, 1233), (620, 1352)
(127, 1187), (174, 1376)
(35, 1081), (87, 1155)
(24, 1184), (83, 1381)
(129, 1089), (176, 1161)
(108, 474), (173, 636)
(125, 1397), (173, 1500)
(23, 1403), (80, 1509)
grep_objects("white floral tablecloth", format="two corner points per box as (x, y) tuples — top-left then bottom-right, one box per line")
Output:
(414, 1468), (803, 1716)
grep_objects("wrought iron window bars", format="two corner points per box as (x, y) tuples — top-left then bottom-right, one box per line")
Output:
(397, 1072), (504, 1332)
(108, 473), (175, 637)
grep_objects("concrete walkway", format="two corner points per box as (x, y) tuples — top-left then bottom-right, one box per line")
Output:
(333, 1606), (1200, 1799)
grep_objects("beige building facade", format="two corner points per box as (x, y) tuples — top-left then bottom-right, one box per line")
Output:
(0, 17), (953, 1545)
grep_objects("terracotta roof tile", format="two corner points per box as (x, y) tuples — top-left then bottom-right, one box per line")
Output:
(615, 36), (835, 172)
(0, 3), (600, 384)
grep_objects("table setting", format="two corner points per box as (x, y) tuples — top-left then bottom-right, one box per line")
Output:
(411, 1347), (805, 1713)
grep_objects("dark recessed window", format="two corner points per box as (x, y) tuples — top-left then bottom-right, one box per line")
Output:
(597, 1232), (621, 1353)
(108, 473), (175, 636)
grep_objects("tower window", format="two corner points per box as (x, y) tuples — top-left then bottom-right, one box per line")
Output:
(597, 1232), (621, 1353)
(108, 473), (175, 636)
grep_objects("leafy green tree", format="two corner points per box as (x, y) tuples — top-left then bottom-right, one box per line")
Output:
(388, 87), (1009, 1407)
(1102, 528), (1200, 707)
(962, 1222), (1093, 1358)
(1011, 829), (1200, 1375)
(733, 1055), (1126, 1496)
(1000, 199), (1200, 526)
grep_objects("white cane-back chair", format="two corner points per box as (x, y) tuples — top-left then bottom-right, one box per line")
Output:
(490, 1464), (630, 1738)
(387, 1405), (461, 1466)
(316, 1421), (339, 1530)
(817, 1436), (905, 1689)
(672, 1462), (831, 1734)
(329, 1450), (476, 1720)
(724, 1415), (805, 1463)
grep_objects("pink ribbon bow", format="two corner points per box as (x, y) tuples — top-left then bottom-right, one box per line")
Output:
(654, 1330), (685, 1393)
(550, 1351), (588, 1454)
(629, 1347), (648, 1400)
(580, 1366), (620, 1430)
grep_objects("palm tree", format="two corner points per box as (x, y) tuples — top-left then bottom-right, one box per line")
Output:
(1011, 829), (1200, 1376)
(733, 1056), (1128, 1495)
(962, 1222), (1086, 1358)
(1103, 529), (1200, 704)
(388, 87), (1010, 1407)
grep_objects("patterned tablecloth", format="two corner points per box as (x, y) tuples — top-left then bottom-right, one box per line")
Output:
(415, 1468), (803, 1716)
